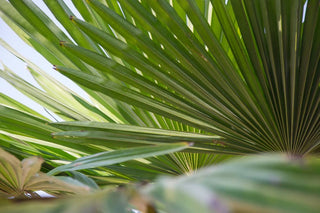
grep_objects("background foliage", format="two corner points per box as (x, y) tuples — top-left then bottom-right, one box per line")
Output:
(0, 0), (319, 212)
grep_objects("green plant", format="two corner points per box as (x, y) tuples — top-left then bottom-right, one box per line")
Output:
(0, 148), (89, 199)
(2, 154), (320, 213)
(0, 0), (319, 212)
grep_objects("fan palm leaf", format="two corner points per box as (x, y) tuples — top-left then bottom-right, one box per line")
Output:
(0, 0), (318, 182)
(0, 0), (319, 211)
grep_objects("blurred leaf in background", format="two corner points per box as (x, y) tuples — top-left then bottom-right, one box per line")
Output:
(1, 154), (320, 213)
(0, 148), (89, 199)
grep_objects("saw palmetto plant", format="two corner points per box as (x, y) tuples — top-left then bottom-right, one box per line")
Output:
(0, 0), (319, 212)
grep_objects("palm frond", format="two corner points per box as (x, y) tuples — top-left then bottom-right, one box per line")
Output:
(1, 154), (320, 213)
(0, 0), (319, 182)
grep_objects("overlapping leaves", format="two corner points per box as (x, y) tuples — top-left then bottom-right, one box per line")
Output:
(0, 0), (319, 212)
(1, 154), (320, 213)
(1, 0), (318, 157)
(0, 148), (89, 198)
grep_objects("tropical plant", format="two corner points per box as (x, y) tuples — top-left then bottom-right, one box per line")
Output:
(0, 0), (319, 212)
(2, 154), (320, 213)
(0, 148), (89, 199)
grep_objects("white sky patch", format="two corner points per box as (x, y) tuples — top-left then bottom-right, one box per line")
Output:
(278, 16), (282, 32)
(35, 190), (55, 198)
(302, 0), (308, 23)
(208, 2), (213, 25)
(0, 1), (92, 117)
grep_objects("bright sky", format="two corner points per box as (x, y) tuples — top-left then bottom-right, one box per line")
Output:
(0, 1), (87, 118)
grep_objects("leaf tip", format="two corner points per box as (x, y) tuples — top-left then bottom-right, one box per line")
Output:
(37, 156), (44, 162)
(213, 140), (226, 146)
(59, 41), (66, 47)
(51, 132), (57, 139)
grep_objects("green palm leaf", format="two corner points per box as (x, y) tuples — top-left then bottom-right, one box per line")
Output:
(1, 154), (320, 213)
(0, 0), (319, 211)
(2, 0), (317, 155)
(144, 153), (320, 213)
